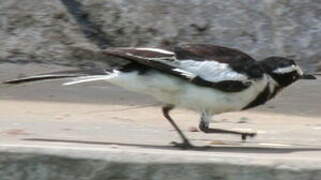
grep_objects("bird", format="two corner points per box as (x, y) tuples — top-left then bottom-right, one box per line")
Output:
(3, 43), (317, 148)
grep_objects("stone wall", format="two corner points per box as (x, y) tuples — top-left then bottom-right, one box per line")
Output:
(1, 0), (320, 71)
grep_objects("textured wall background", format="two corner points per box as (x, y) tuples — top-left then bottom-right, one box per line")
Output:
(0, 0), (320, 71)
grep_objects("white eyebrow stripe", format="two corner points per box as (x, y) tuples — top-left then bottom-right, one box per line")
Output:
(133, 48), (174, 55)
(273, 65), (303, 75)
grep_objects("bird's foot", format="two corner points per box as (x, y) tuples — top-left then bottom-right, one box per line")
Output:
(241, 132), (257, 142)
(170, 140), (194, 149)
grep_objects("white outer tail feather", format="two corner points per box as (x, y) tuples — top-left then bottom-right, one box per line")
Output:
(63, 70), (119, 86)
(63, 75), (112, 86)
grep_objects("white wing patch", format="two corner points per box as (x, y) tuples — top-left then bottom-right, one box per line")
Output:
(172, 68), (196, 79)
(124, 48), (175, 61)
(133, 48), (174, 55)
(176, 60), (248, 82)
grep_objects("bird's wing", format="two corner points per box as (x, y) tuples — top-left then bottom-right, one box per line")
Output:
(103, 47), (186, 78)
(104, 45), (262, 92)
(174, 43), (255, 63)
(173, 44), (264, 90)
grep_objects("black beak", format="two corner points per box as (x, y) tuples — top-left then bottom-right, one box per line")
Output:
(299, 74), (317, 80)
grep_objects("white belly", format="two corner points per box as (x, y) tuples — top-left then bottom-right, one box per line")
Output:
(107, 70), (268, 114)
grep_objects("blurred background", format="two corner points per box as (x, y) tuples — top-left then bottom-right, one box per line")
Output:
(1, 0), (321, 72)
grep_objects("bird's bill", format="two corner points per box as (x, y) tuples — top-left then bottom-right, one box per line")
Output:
(299, 74), (317, 80)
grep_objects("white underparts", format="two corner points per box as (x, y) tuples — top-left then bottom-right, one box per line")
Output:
(64, 70), (268, 115)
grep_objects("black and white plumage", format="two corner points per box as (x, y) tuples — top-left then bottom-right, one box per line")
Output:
(4, 44), (316, 148)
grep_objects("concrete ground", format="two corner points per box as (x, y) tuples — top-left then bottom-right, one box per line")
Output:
(0, 63), (321, 180)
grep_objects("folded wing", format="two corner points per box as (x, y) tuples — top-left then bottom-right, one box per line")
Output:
(104, 44), (263, 92)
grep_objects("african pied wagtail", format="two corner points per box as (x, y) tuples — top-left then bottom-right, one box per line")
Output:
(4, 44), (317, 148)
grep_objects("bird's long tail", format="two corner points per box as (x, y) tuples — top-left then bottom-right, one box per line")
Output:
(3, 68), (111, 85)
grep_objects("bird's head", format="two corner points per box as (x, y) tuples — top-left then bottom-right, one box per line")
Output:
(260, 57), (316, 87)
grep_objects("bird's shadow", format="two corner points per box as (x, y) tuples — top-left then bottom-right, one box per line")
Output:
(22, 138), (321, 154)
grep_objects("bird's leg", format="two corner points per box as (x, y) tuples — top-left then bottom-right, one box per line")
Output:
(199, 112), (256, 141)
(162, 105), (193, 149)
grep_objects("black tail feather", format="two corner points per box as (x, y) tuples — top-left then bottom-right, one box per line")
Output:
(3, 74), (81, 84)
(3, 68), (108, 84)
